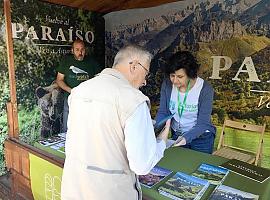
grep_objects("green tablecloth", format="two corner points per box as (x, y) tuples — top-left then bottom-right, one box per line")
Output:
(142, 147), (270, 200)
(34, 142), (270, 200)
(34, 142), (65, 159)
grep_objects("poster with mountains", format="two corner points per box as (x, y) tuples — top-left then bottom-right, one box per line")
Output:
(105, 0), (270, 120)
(104, 0), (270, 168)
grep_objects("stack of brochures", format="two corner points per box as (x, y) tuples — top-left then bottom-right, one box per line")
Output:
(38, 132), (66, 153)
(140, 161), (261, 200)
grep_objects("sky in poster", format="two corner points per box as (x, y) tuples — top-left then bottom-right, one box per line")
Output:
(104, 0), (206, 30)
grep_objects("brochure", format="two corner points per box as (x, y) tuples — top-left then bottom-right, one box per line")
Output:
(209, 184), (259, 200)
(49, 141), (65, 153)
(158, 171), (209, 200)
(191, 163), (229, 185)
(139, 166), (173, 188)
(38, 135), (65, 147)
(220, 159), (270, 183)
(154, 113), (175, 136)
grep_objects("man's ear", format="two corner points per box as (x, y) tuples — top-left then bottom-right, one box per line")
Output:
(129, 62), (136, 73)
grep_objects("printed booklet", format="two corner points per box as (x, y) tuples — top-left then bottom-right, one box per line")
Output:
(38, 135), (65, 147)
(49, 141), (65, 153)
(154, 113), (175, 136)
(191, 163), (229, 185)
(158, 171), (209, 200)
(139, 166), (173, 188)
(220, 159), (270, 183)
(209, 184), (259, 200)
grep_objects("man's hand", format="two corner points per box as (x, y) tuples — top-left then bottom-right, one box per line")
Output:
(56, 72), (72, 93)
(157, 119), (171, 143)
(173, 136), (187, 147)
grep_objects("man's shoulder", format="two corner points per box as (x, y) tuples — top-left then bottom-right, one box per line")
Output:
(59, 54), (75, 64)
(84, 56), (98, 64)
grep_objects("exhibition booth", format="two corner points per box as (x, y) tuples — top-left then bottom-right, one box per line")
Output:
(1, 0), (269, 199)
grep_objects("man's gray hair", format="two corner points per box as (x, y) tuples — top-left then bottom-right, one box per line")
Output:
(113, 44), (153, 67)
(72, 39), (85, 49)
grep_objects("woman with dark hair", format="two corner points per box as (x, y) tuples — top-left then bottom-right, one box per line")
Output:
(155, 51), (216, 154)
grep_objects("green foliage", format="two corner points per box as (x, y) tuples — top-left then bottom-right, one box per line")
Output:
(0, 107), (41, 175)
(197, 35), (270, 71)
(0, 73), (10, 115)
(0, 114), (8, 158)
(214, 108), (226, 124)
(13, 40), (60, 110)
(18, 106), (41, 145)
(0, 113), (8, 176)
(198, 36), (270, 129)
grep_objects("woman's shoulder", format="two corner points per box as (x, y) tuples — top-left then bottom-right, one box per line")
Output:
(162, 76), (171, 85)
(200, 78), (213, 91)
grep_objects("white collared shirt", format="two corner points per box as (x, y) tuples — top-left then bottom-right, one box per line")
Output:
(124, 102), (166, 175)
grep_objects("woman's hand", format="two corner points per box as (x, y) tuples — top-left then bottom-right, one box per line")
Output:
(173, 136), (187, 147)
(157, 119), (171, 143)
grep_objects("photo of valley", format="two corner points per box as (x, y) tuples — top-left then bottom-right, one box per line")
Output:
(105, 0), (270, 167)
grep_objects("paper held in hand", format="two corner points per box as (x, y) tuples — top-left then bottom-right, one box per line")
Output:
(154, 113), (175, 136)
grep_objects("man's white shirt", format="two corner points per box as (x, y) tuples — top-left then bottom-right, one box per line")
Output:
(124, 102), (166, 175)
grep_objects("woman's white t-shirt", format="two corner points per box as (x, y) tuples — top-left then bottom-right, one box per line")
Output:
(169, 77), (204, 134)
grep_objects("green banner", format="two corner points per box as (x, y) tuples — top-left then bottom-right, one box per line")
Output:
(29, 153), (63, 200)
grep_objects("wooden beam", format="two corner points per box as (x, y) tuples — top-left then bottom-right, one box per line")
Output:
(4, 0), (19, 138)
(6, 102), (15, 138)
(43, 0), (182, 13)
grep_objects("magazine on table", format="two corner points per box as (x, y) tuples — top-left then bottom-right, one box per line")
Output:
(220, 159), (270, 183)
(57, 132), (67, 139)
(158, 171), (209, 200)
(209, 184), (259, 200)
(38, 135), (65, 147)
(49, 141), (66, 153)
(139, 165), (173, 188)
(191, 163), (229, 185)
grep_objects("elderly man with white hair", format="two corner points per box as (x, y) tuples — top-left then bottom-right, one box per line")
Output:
(61, 44), (171, 200)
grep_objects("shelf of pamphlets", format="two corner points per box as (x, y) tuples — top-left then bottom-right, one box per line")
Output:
(139, 161), (263, 200)
(34, 132), (66, 159)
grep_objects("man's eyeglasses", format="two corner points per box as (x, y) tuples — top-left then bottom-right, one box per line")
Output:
(137, 62), (149, 73)
(129, 61), (151, 80)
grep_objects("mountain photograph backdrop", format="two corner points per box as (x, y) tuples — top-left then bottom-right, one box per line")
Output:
(105, 0), (270, 167)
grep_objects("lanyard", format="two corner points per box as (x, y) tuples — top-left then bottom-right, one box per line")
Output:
(177, 79), (190, 119)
